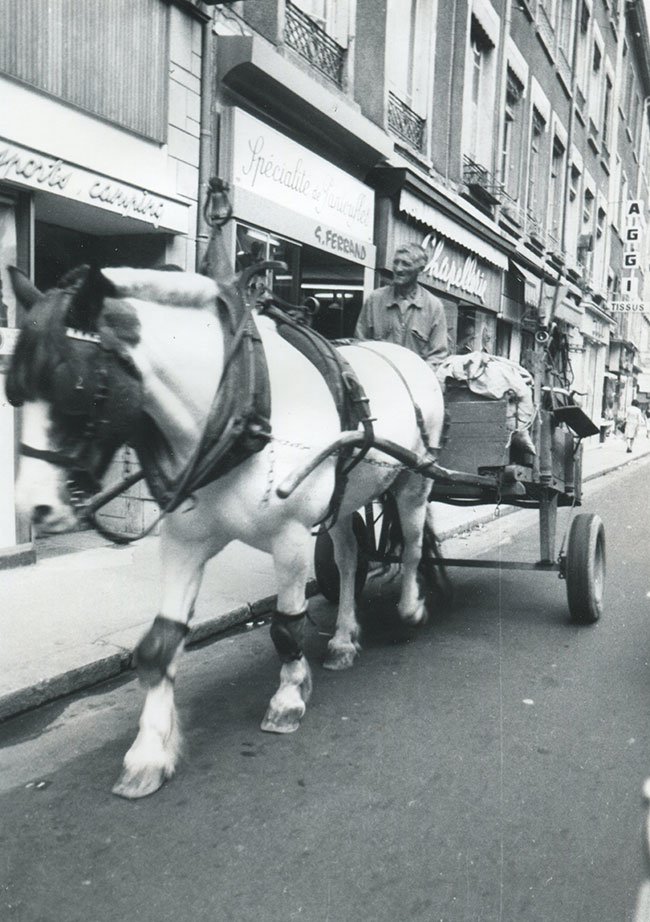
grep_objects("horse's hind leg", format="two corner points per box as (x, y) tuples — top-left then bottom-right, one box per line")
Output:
(324, 514), (361, 671)
(392, 472), (429, 626)
(113, 531), (218, 799)
(262, 522), (313, 734)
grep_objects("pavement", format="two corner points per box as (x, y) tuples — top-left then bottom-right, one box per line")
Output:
(1, 432), (649, 723)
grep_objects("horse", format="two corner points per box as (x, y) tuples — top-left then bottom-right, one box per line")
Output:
(7, 263), (445, 799)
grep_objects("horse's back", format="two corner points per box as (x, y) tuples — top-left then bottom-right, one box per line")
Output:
(337, 340), (445, 449)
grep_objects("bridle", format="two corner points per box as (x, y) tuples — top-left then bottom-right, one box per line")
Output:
(19, 326), (145, 533)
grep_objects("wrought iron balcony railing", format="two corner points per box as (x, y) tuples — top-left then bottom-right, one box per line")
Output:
(284, 0), (345, 87)
(463, 156), (503, 206)
(387, 92), (425, 151)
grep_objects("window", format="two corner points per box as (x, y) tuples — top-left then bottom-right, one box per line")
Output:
(292, 0), (349, 44)
(527, 109), (546, 220)
(566, 162), (582, 262)
(602, 75), (613, 147)
(589, 41), (603, 126)
(501, 69), (524, 198)
(463, 15), (496, 166)
(583, 187), (594, 226)
(619, 172), (628, 231)
(387, 0), (434, 114)
(548, 136), (566, 244)
(558, 0), (573, 57)
(596, 206), (606, 239)
(575, 1), (590, 90)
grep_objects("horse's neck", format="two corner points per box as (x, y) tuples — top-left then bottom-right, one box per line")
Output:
(129, 301), (224, 455)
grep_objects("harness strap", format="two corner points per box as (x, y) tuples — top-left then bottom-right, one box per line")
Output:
(263, 305), (375, 527)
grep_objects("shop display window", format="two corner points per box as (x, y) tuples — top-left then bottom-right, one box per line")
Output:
(235, 223), (365, 339)
(235, 224), (301, 306)
(34, 223), (168, 291)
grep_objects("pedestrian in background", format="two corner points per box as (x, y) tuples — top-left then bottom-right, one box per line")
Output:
(624, 399), (646, 453)
(354, 243), (448, 370)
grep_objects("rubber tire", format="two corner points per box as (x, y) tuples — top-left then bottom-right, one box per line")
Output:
(565, 513), (606, 624)
(314, 512), (369, 603)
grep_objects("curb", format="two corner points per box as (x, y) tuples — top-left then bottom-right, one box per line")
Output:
(0, 580), (320, 724)
(1, 449), (648, 723)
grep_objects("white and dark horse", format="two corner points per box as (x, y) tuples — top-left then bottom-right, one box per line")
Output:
(7, 265), (444, 798)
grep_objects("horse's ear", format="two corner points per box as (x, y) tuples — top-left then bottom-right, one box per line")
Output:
(8, 267), (42, 311)
(65, 265), (116, 331)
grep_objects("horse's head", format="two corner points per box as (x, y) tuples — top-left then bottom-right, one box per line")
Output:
(7, 265), (143, 533)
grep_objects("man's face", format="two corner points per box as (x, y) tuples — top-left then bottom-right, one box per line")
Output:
(392, 252), (421, 289)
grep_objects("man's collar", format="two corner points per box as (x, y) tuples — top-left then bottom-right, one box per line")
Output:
(388, 283), (424, 308)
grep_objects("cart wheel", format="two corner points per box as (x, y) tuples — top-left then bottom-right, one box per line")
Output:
(565, 513), (606, 625)
(314, 512), (369, 603)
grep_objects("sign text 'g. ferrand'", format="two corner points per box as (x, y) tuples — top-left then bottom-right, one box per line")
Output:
(0, 141), (183, 231)
(231, 109), (374, 244)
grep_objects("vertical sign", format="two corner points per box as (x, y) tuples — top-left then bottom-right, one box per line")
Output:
(622, 200), (643, 300)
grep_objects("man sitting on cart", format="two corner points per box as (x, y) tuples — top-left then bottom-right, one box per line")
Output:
(354, 243), (449, 370)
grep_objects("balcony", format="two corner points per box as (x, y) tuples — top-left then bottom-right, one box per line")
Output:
(284, 0), (346, 87)
(463, 156), (503, 208)
(387, 92), (425, 152)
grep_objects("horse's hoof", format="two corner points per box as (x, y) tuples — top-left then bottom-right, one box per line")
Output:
(399, 601), (428, 627)
(260, 704), (304, 734)
(323, 640), (358, 671)
(112, 765), (169, 800)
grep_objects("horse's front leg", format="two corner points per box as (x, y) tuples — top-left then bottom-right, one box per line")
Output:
(392, 473), (429, 626)
(324, 514), (361, 670)
(113, 529), (220, 799)
(261, 522), (313, 734)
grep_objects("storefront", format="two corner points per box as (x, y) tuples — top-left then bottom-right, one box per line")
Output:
(376, 187), (508, 357)
(0, 137), (195, 554)
(580, 304), (611, 424)
(220, 107), (377, 338)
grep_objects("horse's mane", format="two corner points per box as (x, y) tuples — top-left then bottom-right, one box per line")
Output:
(102, 268), (218, 309)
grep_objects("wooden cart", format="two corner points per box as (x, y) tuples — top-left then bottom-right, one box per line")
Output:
(313, 374), (605, 625)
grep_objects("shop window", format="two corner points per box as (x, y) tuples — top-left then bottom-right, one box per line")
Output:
(300, 244), (365, 339)
(34, 223), (168, 291)
(496, 318), (512, 358)
(235, 223), (364, 339)
(456, 307), (496, 354)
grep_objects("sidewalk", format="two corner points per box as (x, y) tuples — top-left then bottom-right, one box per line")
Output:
(1, 433), (649, 722)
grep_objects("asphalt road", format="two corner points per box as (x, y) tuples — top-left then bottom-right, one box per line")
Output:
(1, 456), (650, 922)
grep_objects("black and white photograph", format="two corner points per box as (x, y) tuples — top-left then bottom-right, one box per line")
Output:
(1, 0), (650, 919)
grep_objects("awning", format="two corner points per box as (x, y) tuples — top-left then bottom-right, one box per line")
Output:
(399, 190), (509, 269)
(509, 260), (541, 309)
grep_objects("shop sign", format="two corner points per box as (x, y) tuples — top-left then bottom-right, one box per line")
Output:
(231, 109), (374, 244)
(420, 233), (490, 303)
(314, 224), (367, 261)
(0, 140), (188, 233)
(621, 200), (645, 300)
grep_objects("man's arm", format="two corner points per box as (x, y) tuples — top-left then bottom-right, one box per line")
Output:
(424, 299), (449, 369)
